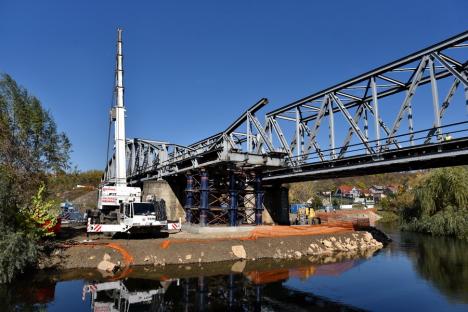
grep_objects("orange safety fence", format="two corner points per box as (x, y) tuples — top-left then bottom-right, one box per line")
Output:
(245, 223), (354, 240)
(157, 223), (355, 249)
(316, 211), (371, 228)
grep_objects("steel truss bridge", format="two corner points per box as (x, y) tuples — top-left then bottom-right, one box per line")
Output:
(104, 31), (468, 225)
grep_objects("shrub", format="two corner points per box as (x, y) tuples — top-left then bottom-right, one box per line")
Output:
(21, 183), (60, 238)
(0, 232), (38, 284)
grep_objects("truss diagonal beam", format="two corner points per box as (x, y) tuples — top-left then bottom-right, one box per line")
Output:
(331, 93), (374, 154)
(432, 53), (468, 87)
(304, 96), (329, 155)
(300, 122), (325, 162)
(338, 104), (365, 158)
(248, 112), (274, 152)
(386, 56), (428, 146)
(424, 78), (460, 143)
(270, 118), (293, 158)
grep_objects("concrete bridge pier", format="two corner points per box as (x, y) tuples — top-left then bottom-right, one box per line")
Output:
(142, 178), (185, 222)
(263, 183), (290, 225)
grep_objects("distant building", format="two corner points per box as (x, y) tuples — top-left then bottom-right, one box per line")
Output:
(335, 185), (361, 198)
(369, 185), (387, 202)
(385, 185), (399, 195)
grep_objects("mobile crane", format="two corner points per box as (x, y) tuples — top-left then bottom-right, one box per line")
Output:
(87, 29), (174, 235)
(82, 278), (176, 311)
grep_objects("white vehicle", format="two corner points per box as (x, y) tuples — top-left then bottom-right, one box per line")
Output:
(88, 200), (168, 234)
(87, 28), (173, 235)
(82, 279), (175, 311)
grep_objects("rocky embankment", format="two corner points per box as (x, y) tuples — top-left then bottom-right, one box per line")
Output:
(41, 230), (384, 276)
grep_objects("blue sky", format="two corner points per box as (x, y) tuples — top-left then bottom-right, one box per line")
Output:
(0, 0), (467, 170)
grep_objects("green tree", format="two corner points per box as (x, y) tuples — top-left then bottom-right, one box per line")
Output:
(289, 182), (315, 203)
(401, 167), (468, 240)
(0, 74), (71, 283)
(309, 195), (323, 209)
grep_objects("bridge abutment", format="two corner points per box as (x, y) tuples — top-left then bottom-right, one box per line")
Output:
(142, 179), (185, 221)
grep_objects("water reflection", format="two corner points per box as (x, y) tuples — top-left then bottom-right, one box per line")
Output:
(402, 232), (468, 303)
(82, 259), (366, 311)
(377, 222), (468, 304)
(85, 279), (168, 311)
(4, 225), (468, 311)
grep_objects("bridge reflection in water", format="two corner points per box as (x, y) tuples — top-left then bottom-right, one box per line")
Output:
(82, 258), (366, 312)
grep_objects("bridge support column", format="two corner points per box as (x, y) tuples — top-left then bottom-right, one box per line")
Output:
(185, 174), (194, 223)
(263, 184), (290, 225)
(254, 174), (264, 225)
(228, 273), (235, 308)
(228, 170), (238, 226)
(254, 284), (262, 312)
(197, 276), (207, 310)
(199, 170), (209, 226)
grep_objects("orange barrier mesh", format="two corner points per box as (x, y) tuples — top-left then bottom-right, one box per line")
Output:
(245, 224), (353, 240)
(316, 210), (372, 228)
(106, 242), (134, 265)
(156, 223), (355, 250)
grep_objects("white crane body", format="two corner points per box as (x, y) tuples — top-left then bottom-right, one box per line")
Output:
(87, 29), (176, 235)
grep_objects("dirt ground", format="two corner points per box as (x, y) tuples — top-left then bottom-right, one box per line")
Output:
(40, 224), (387, 278)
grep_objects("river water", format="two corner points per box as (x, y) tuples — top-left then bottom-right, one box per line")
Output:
(2, 223), (468, 311)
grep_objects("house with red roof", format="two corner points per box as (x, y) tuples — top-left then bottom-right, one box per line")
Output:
(335, 185), (362, 198)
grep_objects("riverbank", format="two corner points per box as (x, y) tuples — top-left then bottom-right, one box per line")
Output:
(39, 224), (386, 277)
(33, 247), (380, 284)
(8, 221), (468, 311)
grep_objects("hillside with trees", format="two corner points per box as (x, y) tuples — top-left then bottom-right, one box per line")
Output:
(48, 170), (102, 196)
(288, 171), (424, 203)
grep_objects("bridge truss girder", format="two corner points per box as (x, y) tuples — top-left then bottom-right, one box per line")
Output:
(104, 31), (468, 185)
(103, 98), (286, 184)
(264, 31), (468, 170)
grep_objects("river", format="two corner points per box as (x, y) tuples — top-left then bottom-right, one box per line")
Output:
(2, 222), (468, 311)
